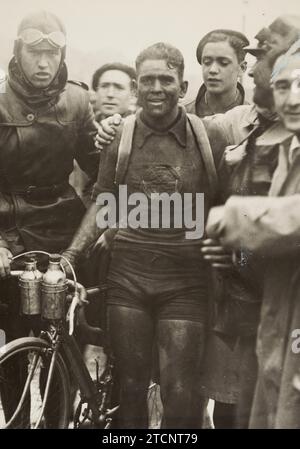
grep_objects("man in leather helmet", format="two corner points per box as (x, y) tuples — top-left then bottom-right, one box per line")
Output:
(0, 10), (98, 427)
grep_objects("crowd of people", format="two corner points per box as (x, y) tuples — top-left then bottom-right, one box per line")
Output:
(0, 9), (300, 429)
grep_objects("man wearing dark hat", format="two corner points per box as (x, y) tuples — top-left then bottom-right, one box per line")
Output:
(201, 15), (300, 428)
(184, 28), (249, 429)
(206, 38), (300, 429)
(92, 62), (136, 121)
(185, 29), (249, 117)
(0, 10), (98, 426)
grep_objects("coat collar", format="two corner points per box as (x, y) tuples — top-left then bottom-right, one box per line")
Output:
(195, 81), (247, 115)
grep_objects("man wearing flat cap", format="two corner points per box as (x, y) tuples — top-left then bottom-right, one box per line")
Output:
(189, 19), (300, 429)
(185, 28), (250, 429)
(203, 14), (300, 428)
(92, 62), (136, 122)
(186, 29), (249, 117)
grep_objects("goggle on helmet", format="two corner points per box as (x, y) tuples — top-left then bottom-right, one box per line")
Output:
(17, 28), (66, 49)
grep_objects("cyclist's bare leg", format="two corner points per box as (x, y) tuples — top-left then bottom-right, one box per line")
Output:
(157, 319), (205, 429)
(107, 305), (154, 429)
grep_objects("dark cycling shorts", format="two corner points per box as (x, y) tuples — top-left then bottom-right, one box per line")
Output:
(106, 243), (208, 323)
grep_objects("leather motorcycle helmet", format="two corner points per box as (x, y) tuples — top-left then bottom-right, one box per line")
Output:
(13, 10), (67, 84)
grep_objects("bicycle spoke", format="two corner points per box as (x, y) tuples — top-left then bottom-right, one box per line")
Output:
(0, 341), (70, 429)
(5, 350), (42, 428)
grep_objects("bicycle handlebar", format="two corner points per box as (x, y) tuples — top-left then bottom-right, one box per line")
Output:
(10, 270), (24, 277)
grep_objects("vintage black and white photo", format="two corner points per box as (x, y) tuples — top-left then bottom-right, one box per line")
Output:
(0, 0), (300, 431)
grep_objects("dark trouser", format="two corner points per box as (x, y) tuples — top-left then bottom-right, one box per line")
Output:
(235, 336), (258, 428)
(213, 402), (237, 429)
(212, 336), (258, 429)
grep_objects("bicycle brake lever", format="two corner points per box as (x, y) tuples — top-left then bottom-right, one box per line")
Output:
(67, 293), (80, 335)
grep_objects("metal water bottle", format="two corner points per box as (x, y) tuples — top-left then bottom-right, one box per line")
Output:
(19, 256), (43, 315)
(41, 254), (67, 320)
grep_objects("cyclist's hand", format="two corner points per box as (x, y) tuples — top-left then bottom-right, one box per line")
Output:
(66, 281), (89, 336)
(75, 282), (89, 306)
(66, 280), (89, 307)
(201, 238), (233, 270)
(95, 113), (122, 150)
(0, 247), (13, 278)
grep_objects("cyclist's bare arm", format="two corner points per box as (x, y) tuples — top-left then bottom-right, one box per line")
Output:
(64, 202), (109, 260)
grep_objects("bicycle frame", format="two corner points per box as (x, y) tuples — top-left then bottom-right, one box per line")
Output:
(48, 325), (101, 420)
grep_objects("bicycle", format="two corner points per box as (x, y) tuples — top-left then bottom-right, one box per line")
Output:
(0, 252), (164, 429)
(0, 252), (118, 429)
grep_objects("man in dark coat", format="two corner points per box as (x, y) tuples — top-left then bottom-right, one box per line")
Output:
(205, 18), (300, 429)
(0, 9), (99, 428)
(0, 9), (98, 339)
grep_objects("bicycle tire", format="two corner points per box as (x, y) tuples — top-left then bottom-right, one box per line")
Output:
(0, 337), (71, 429)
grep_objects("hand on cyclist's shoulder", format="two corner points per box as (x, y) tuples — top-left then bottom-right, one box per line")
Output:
(95, 113), (122, 150)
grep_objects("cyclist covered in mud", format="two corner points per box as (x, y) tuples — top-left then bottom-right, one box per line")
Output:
(63, 42), (227, 429)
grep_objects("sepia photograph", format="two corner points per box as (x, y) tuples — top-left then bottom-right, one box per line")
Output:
(0, 0), (300, 432)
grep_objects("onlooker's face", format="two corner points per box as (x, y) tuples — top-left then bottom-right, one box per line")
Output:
(249, 31), (298, 110)
(95, 70), (133, 117)
(249, 53), (274, 109)
(137, 59), (187, 127)
(201, 41), (243, 95)
(273, 59), (300, 134)
(19, 41), (61, 88)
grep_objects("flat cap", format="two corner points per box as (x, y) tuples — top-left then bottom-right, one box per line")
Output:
(196, 29), (249, 64)
(92, 62), (136, 91)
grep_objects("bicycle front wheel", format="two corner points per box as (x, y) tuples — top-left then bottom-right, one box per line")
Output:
(0, 337), (71, 429)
